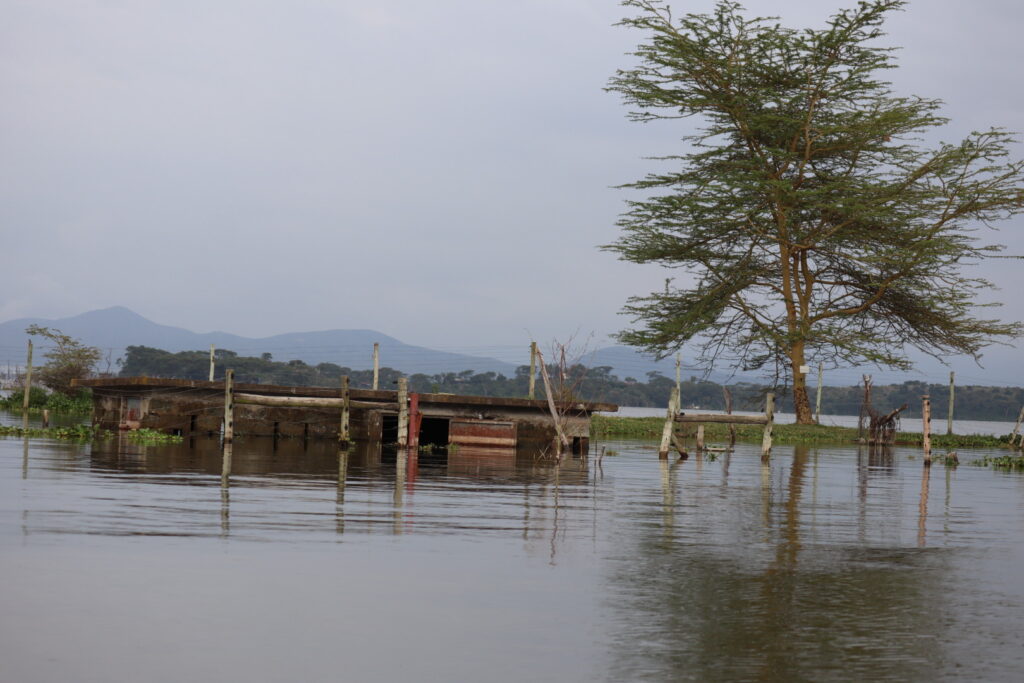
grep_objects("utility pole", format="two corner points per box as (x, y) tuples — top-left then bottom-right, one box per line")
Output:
(209, 344), (215, 381)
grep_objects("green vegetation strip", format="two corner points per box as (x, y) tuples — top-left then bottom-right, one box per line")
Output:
(590, 415), (1009, 448)
(0, 424), (182, 445)
(971, 455), (1024, 471)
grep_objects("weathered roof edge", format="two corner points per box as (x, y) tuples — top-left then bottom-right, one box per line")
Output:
(74, 376), (619, 413)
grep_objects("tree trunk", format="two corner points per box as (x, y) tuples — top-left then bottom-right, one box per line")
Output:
(790, 344), (814, 424)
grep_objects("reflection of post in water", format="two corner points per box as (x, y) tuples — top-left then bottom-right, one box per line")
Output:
(761, 460), (772, 530)
(776, 445), (808, 569)
(22, 434), (29, 479)
(337, 448), (349, 535)
(660, 458), (680, 535)
(550, 466), (561, 566)
(393, 449), (406, 534)
(220, 442), (232, 489)
(220, 486), (230, 537)
(918, 462), (931, 548)
(856, 447), (868, 543)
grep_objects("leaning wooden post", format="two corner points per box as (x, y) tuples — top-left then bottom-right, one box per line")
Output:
(535, 349), (570, 457)
(339, 375), (351, 446)
(760, 392), (774, 461)
(22, 339), (33, 415)
(208, 344), (215, 381)
(675, 353), (682, 401)
(372, 343), (380, 390)
(947, 371), (955, 436)
(396, 377), (409, 448)
(922, 394), (932, 465)
(528, 341), (537, 399)
(1011, 405), (1024, 448)
(815, 362), (823, 425)
(658, 387), (679, 459)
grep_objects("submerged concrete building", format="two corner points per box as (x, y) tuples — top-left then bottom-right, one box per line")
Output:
(75, 377), (616, 453)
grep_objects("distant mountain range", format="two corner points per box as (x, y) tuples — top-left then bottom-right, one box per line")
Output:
(1, 306), (1018, 386)
(0, 306), (688, 379)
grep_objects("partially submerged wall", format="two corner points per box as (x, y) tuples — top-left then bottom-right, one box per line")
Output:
(80, 378), (614, 452)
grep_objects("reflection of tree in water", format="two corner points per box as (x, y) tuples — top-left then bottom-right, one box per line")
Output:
(602, 446), (953, 682)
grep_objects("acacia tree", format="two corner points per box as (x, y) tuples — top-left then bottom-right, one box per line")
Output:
(25, 325), (102, 395)
(605, 0), (1024, 423)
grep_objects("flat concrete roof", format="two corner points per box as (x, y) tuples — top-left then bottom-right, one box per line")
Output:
(75, 376), (618, 413)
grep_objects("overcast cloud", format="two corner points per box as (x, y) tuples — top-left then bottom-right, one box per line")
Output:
(2, 0), (1022, 383)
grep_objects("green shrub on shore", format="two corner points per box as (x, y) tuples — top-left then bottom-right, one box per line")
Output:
(0, 388), (92, 414)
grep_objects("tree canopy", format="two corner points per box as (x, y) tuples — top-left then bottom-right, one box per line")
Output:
(605, 0), (1024, 422)
(25, 325), (102, 395)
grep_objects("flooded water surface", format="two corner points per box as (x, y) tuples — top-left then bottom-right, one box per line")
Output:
(3, 430), (1024, 681)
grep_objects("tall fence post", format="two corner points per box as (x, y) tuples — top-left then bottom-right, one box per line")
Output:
(922, 394), (932, 465)
(947, 371), (955, 436)
(22, 340), (33, 416)
(223, 369), (234, 444)
(397, 377), (408, 448)
(373, 343), (380, 390)
(340, 375), (351, 446)
(528, 341), (537, 400)
(658, 387), (679, 459)
(209, 344), (215, 381)
(815, 362), (823, 424)
(760, 392), (774, 461)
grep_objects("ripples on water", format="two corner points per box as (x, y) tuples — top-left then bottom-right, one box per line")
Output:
(2, 432), (1024, 682)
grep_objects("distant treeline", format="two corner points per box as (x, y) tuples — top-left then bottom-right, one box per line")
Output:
(119, 346), (1024, 421)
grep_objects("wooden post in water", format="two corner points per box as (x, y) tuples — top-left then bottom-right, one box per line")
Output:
(408, 392), (421, 450)
(658, 387), (679, 459)
(947, 371), (955, 436)
(922, 394), (932, 465)
(223, 369), (235, 445)
(339, 375), (351, 446)
(41, 409), (49, 428)
(397, 377), (409, 448)
(695, 423), (705, 452)
(723, 386), (736, 446)
(208, 344), (215, 381)
(528, 341), (537, 400)
(815, 362), (823, 425)
(222, 369), (234, 484)
(1011, 405), (1024, 448)
(372, 343), (380, 390)
(22, 340), (33, 415)
(760, 392), (774, 461)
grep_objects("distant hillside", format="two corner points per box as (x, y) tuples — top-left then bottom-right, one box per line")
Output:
(0, 307), (517, 376)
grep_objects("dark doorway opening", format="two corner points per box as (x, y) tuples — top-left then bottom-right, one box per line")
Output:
(382, 414), (399, 444)
(418, 417), (450, 447)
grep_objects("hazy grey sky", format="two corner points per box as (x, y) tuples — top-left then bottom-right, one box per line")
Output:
(3, 0), (1022, 380)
